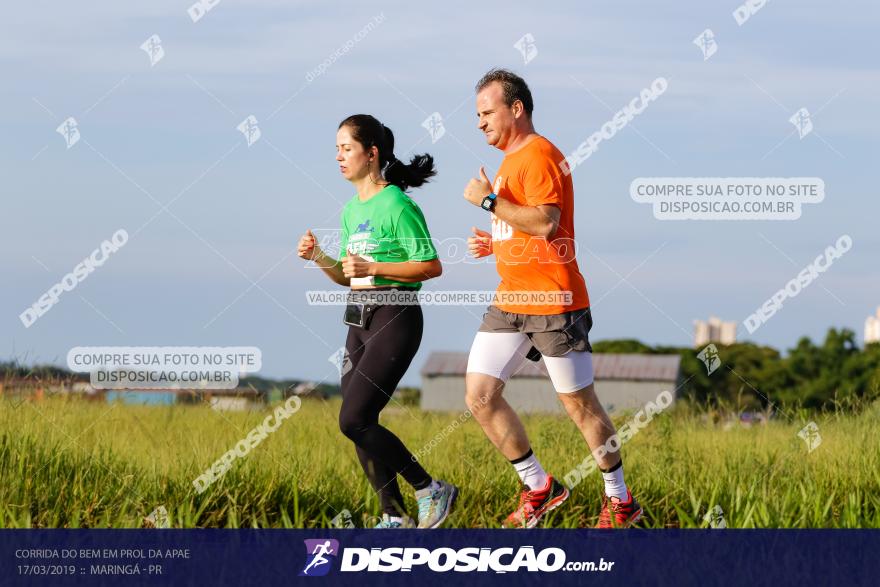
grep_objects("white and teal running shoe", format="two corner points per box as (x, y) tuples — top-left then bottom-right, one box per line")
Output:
(416, 480), (458, 529)
(374, 514), (415, 528)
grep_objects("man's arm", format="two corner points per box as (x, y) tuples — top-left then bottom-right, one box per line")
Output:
(463, 166), (561, 239)
(492, 199), (560, 239)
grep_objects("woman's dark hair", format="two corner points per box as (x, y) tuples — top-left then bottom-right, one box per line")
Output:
(338, 114), (436, 191)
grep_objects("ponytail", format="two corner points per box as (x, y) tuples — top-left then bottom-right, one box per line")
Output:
(384, 153), (436, 191)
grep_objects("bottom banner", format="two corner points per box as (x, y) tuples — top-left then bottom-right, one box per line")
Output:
(2, 529), (875, 586)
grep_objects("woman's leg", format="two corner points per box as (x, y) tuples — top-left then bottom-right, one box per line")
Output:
(338, 304), (432, 500)
(340, 323), (406, 516)
(354, 445), (407, 517)
(340, 325), (400, 516)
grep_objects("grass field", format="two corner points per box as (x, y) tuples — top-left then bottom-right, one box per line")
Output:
(2, 395), (879, 528)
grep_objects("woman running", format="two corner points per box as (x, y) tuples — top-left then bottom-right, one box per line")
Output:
(297, 114), (457, 529)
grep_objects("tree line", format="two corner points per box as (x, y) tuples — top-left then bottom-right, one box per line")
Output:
(593, 328), (880, 412)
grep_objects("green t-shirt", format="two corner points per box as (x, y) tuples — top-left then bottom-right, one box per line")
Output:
(338, 184), (438, 289)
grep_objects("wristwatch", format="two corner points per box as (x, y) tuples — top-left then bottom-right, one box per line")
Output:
(480, 192), (497, 212)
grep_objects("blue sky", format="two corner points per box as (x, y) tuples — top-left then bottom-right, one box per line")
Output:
(2, 0), (878, 386)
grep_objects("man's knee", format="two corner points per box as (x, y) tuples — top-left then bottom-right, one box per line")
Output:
(465, 373), (505, 413)
(557, 382), (599, 407)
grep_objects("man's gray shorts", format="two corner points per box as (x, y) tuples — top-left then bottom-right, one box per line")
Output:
(477, 305), (593, 358)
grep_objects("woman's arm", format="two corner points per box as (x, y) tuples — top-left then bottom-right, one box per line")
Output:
(313, 249), (351, 287)
(373, 258), (442, 282)
(342, 255), (442, 283)
(298, 229), (350, 286)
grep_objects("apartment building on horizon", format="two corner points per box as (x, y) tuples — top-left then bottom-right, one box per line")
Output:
(694, 316), (737, 347)
(866, 307), (880, 344)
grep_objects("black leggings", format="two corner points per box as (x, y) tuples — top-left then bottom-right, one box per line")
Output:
(339, 303), (432, 516)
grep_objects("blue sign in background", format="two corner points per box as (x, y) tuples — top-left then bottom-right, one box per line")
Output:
(1, 529), (875, 586)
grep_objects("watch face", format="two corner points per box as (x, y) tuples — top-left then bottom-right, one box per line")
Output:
(481, 198), (492, 210)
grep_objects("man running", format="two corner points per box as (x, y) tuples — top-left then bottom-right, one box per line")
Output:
(462, 69), (642, 529)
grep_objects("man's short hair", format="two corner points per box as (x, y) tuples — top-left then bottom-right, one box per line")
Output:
(475, 68), (534, 118)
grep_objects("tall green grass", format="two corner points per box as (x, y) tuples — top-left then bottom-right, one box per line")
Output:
(2, 396), (878, 528)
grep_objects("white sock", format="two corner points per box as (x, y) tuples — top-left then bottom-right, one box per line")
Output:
(511, 449), (549, 490)
(602, 461), (628, 500)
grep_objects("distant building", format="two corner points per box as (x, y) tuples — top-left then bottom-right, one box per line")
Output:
(106, 390), (178, 406)
(292, 382), (319, 396)
(208, 394), (260, 412)
(103, 386), (263, 410)
(694, 316), (737, 347)
(866, 307), (880, 344)
(420, 352), (681, 415)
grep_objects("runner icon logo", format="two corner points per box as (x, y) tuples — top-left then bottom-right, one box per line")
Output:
(300, 539), (340, 577)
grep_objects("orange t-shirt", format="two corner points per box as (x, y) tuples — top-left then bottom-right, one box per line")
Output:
(489, 135), (590, 315)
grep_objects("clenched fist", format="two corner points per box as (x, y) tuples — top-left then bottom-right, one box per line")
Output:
(467, 226), (493, 258)
(297, 229), (322, 261)
(341, 254), (373, 278)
